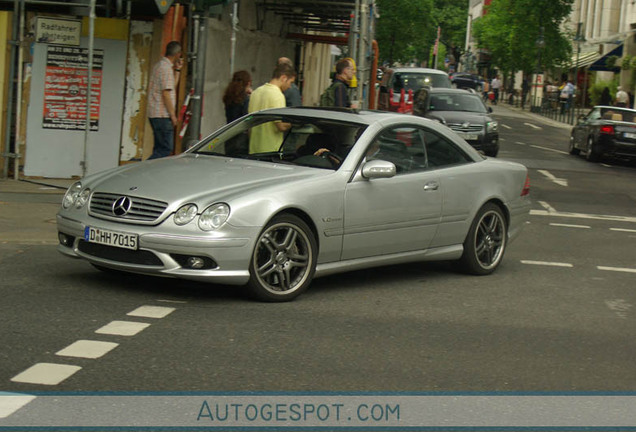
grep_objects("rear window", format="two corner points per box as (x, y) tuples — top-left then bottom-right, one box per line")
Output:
(392, 72), (452, 92)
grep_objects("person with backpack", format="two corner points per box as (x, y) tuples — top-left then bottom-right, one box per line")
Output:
(320, 58), (356, 108)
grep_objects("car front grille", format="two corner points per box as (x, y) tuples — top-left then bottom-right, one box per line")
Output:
(89, 192), (168, 222)
(78, 240), (163, 266)
(448, 123), (483, 133)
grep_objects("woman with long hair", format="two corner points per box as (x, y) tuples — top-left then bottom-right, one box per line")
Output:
(223, 70), (252, 123)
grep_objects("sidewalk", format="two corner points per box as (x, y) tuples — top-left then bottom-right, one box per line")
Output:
(0, 178), (74, 245)
(487, 101), (573, 130)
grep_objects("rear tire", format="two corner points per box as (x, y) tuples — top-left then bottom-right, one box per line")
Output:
(246, 214), (317, 302)
(458, 203), (507, 275)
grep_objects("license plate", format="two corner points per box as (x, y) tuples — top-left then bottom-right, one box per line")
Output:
(458, 133), (479, 141)
(84, 226), (138, 250)
(624, 132), (636, 139)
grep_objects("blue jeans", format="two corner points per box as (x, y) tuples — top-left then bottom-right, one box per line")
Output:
(148, 118), (174, 159)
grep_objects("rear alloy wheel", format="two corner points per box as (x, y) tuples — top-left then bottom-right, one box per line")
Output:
(458, 203), (507, 275)
(247, 214), (317, 302)
(568, 135), (580, 155)
(585, 136), (600, 162)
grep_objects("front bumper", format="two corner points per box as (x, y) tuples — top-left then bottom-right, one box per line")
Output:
(57, 214), (258, 285)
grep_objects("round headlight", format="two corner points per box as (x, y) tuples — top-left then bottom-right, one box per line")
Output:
(62, 182), (82, 209)
(174, 204), (198, 226)
(198, 203), (230, 231)
(75, 188), (91, 209)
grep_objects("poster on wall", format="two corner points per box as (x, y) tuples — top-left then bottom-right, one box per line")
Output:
(42, 46), (103, 131)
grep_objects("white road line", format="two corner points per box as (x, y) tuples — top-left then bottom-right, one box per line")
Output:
(524, 122), (542, 130)
(598, 266), (636, 274)
(537, 169), (568, 187)
(530, 209), (636, 224)
(531, 144), (569, 155)
(127, 305), (175, 319)
(95, 321), (150, 336)
(0, 393), (37, 419)
(501, 124), (512, 129)
(156, 299), (188, 304)
(56, 340), (119, 359)
(549, 223), (590, 229)
(521, 260), (573, 267)
(601, 163), (613, 168)
(610, 228), (636, 233)
(11, 363), (82, 386)
(538, 201), (557, 212)
(514, 141), (526, 145)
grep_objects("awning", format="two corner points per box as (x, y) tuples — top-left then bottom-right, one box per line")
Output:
(589, 43), (623, 71)
(570, 50), (601, 68)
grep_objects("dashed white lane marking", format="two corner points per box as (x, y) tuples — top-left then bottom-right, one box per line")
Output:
(501, 124), (512, 129)
(56, 340), (119, 359)
(531, 144), (569, 155)
(605, 299), (632, 319)
(610, 227), (636, 233)
(521, 260), (573, 268)
(0, 393), (36, 419)
(549, 223), (590, 229)
(514, 141), (526, 145)
(95, 320), (150, 336)
(530, 209), (636, 224)
(538, 201), (557, 212)
(156, 299), (188, 304)
(10, 363), (81, 385)
(537, 169), (568, 186)
(127, 305), (175, 319)
(598, 266), (636, 274)
(524, 122), (542, 129)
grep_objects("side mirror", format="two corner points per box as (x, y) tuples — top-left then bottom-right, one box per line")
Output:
(361, 159), (396, 179)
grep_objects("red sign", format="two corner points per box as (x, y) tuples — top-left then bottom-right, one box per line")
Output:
(43, 46), (103, 131)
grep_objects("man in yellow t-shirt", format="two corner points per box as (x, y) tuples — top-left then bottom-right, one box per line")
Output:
(248, 63), (296, 153)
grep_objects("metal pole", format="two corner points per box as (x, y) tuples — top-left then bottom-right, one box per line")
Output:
(2, 0), (19, 179)
(229, 0), (238, 74)
(12, 0), (25, 179)
(81, 0), (95, 177)
(183, 8), (208, 149)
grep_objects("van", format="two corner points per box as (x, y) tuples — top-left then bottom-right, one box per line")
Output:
(378, 67), (452, 112)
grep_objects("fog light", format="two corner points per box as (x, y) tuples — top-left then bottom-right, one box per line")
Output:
(58, 232), (73, 247)
(187, 257), (205, 269)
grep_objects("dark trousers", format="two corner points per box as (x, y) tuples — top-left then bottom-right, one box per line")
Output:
(148, 117), (174, 159)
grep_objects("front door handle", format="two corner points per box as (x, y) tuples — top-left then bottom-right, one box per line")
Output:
(424, 181), (439, 191)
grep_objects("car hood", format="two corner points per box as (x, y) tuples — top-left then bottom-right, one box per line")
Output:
(83, 154), (325, 204)
(425, 111), (491, 124)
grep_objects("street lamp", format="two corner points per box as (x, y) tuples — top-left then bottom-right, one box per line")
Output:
(573, 22), (585, 114)
(532, 27), (545, 112)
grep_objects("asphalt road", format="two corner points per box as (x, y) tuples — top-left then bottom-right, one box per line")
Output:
(1, 106), (635, 427)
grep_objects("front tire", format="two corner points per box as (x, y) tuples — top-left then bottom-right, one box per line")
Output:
(247, 214), (317, 302)
(458, 203), (507, 275)
(569, 135), (580, 155)
(585, 136), (600, 162)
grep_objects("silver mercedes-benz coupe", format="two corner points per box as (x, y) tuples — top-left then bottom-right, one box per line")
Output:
(57, 107), (531, 301)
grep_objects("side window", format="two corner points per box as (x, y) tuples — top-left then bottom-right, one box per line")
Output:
(366, 126), (428, 174)
(588, 108), (601, 120)
(421, 129), (471, 168)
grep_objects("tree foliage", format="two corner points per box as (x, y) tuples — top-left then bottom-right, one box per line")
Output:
(375, 0), (436, 65)
(472, 0), (574, 76)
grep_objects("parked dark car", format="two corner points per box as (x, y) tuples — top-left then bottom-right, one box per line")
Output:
(413, 88), (499, 157)
(378, 67), (452, 113)
(569, 105), (636, 162)
(450, 72), (483, 92)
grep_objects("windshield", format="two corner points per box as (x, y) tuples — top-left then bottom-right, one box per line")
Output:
(191, 114), (367, 170)
(428, 93), (488, 113)
(392, 72), (452, 92)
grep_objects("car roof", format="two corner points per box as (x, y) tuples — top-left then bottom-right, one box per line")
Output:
(252, 106), (412, 125)
(388, 67), (449, 75)
(427, 88), (479, 95)
(595, 105), (636, 112)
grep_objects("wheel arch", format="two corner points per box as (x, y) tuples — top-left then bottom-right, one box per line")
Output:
(484, 198), (510, 228)
(266, 208), (320, 251)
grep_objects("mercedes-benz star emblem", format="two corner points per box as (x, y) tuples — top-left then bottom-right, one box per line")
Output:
(462, 122), (470, 129)
(112, 196), (132, 216)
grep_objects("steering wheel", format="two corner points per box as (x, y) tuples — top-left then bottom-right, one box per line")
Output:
(319, 151), (342, 166)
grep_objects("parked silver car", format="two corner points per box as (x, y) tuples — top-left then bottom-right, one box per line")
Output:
(57, 108), (531, 301)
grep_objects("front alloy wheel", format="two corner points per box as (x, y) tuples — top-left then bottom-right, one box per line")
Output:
(247, 214), (317, 301)
(569, 135), (580, 155)
(459, 203), (507, 275)
(585, 136), (600, 162)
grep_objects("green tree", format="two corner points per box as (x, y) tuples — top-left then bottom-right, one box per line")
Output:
(375, 0), (436, 65)
(431, 0), (468, 69)
(472, 0), (573, 78)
